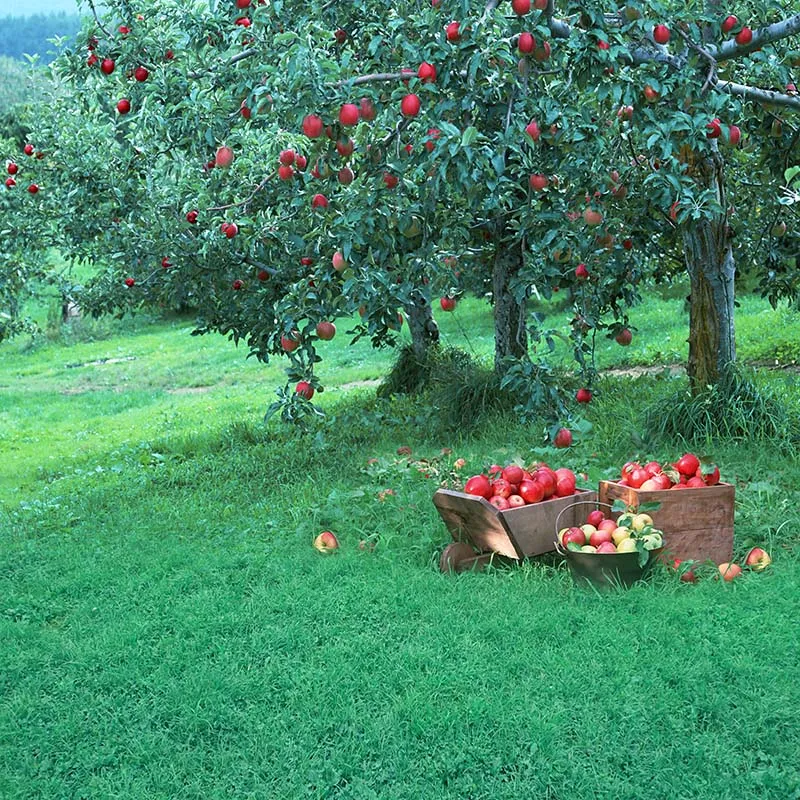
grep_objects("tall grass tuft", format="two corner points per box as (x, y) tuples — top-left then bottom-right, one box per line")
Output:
(642, 363), (799, 446)
(379, 344), (518, 432)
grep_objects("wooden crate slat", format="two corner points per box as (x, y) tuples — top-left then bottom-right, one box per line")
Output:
(598, 480), (734, 564)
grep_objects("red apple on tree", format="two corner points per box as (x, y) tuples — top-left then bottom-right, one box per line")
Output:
(316, 321), (336, 340)
(338, 103), (360, 126)
(100, 58), (115, 75)
(418, 62), (437, 82)
(296, 381), (314, 400)
(440, 296), (457, 312)
(735, 26), (753, 45)
(512, 0), (531, 14)
(445, 21), (460, 42)
(518, 33), (534, 54)
(134, 66), (149, 81)
(215, 145), (234, 168)
(576, 388), (592, 403)
(615, 328), (632, 346)
(721, 15), (738, 34)
(280, 331), (301, 352)
(302, 114), (323, 137)
(575, 263), (589, 280)
(116, 99), (131, 114)
(401, 94), (421, 117)
(186, 210), (198, 224)
(311, 193), (328, 209)
(653, 24), (670, 45)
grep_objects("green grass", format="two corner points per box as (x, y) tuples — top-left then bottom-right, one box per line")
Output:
(2, 290), (800, 798)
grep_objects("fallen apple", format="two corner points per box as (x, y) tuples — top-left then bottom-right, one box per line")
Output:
(313, 531), (339, 552)
(744, 547), (771, 571)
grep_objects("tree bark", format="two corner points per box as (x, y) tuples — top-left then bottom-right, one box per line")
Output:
(682, 153), (736, 393)
(403, 289), (439, 361)
(492, 240), (528, 374)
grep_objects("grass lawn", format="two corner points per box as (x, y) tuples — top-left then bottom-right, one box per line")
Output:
(2, 288), (800, 798)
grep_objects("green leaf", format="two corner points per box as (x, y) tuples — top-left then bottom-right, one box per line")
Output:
(461, 126), (479, 147)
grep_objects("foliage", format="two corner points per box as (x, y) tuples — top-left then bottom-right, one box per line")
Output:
(0, 1), (799, 422)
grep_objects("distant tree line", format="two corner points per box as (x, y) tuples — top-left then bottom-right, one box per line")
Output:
(0, 13), (81, 63)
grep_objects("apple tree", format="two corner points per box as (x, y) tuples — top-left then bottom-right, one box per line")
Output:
(4, 0), (800, 419)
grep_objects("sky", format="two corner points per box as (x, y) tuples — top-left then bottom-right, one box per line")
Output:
(0, 0), (81, 15)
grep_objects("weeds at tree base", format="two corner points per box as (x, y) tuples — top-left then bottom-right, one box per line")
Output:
(642, 363), (799, 446)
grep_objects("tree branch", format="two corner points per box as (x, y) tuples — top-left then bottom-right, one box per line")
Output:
(188, 48), (259, 79)
(242, 257), (278, 277)
(333, 71), (408, 88)
(714, 80), (800, 111)
(709, 13), (800, 63)
(85, 0), (112, 39)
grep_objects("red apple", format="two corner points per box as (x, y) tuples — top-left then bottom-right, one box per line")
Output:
(186, 210), (198, 224)
(529, 173), (549, 191)
(4, 178), (15, 188)
(533, 468), (557, 499)
(728, 124), (741, 146)
(512, 0), (530, 14)
(721, 15), (738, 34)
(502, 465), (524, 485)
(507, 494), (526, 509)
(525, 119), (541, 141)
(652, 24), (670, 44)
(332, 251), (347, 271)
(338, 166), (355, 185)
(615, 328), (632, 346)
(100, 58), (115, 75)
(686, 477), (707, 488)
(316, 321), (336, 340)
(383, 172), (398, 189)
(562, 527), (586, 548)
(215, 145), (234, 168)
(586, 510), (605, 528)
(553, 428), (572, 448)
(439, 296), (457, 312)
(27, 183), (39, 194)
(116, 99), (131, 114)
(339, 103), (360, 126)
(418, 62), (437, 82)
(718, 562), (742, 581)
(335, 138), (354, 157)
(280, 331), (301, 352)
(596, 541), (618, 554)
(735, 26), (752, 45)
(576, 388), (592, 404)
(492, 479), (515, 499)
(445, 21), (460, 42)
(23, 143), (34, 156)
(583, 208), (603, 226)
(675, 453), (700, 477)
(464, 474), (492, 499)
(134, 66), (149, 82)
(313, 530), (339, 552)
(311, 193), (328, 209)
(124, 277), (135, 287)
(295, 381), (314, 400)
(279, 149), (295, 166)
(518, 33), (534, 54)
(598, 519), (617, 533)
(744, 547), (771, 571)
(257, 270), (269, 281)
(706, 118), (722, 139)
(643, 85), (660, 103)
(302, 114), (323, 137)
(518, 480), (544, 504)
(278, 165), (294, 180)
(359, 97), (376, 120)
(401, 94), (421, 117)
(489, 495), (510, 510)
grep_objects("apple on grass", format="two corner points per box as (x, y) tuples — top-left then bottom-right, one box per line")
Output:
(718, 562), (742, 581)
(744, 547), (771, 571)
(313, 531), (339, 553)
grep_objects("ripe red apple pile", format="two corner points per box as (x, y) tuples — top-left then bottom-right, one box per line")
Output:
(463, 463), (579, 510)
(559, 509), (664, 555)
(616, 452), (721, 490)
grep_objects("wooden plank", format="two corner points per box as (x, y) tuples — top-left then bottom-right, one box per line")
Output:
(432, 488), (597, 560)
(598, 480), (734, 564)
(502, 489), (597, 557)
(432, 489), (521, 558)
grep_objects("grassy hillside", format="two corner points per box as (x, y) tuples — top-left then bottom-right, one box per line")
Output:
(1, 292), (799, 798)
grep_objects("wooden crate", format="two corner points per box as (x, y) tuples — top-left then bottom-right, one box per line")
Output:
(433, 488), (597, 561)
(598, 480), (734, 564)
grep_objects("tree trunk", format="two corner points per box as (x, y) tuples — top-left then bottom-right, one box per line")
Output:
(403, 289), (439, 360)
(492, 240), (527, 374)
(682, 152), (736, 393)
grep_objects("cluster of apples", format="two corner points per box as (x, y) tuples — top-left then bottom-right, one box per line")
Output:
(463, 463), (579, 510)
(618, 452), (720, 490)
(673, 547), (772, 583)
(559, 509), (664, 555)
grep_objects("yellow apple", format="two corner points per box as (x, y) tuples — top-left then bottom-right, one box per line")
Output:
(632, 513), (653, 532)
(612, 526), (632, 545)
(616, 538), (638, 553)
